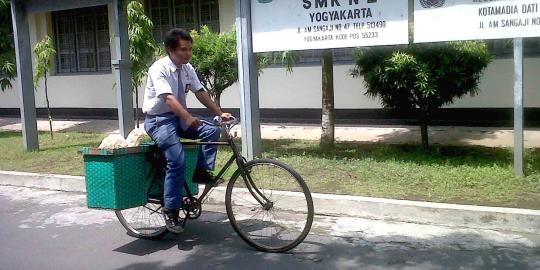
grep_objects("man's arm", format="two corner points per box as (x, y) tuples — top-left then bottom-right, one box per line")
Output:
(187, 64), (232, 119)
(194, 90), (232, 119)
(163, 94), (200, 128)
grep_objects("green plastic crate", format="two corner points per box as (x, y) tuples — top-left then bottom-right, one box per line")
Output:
(83, 146), (150, 210)
(83, 143), (200, 210)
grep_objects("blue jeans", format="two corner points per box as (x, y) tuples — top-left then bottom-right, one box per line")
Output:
(144, 112), (220, 209)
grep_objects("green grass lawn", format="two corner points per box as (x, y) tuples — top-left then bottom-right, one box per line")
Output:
(1, 131), (539, 209)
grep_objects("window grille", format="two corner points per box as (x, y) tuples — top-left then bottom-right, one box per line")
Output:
(53, 5), (111, 74)
(146, 0), (220, 42)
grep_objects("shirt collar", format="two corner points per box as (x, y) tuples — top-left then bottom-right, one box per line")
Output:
(165, 56), (182, 72)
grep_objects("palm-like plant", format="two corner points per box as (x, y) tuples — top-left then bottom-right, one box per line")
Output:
(33, 36), (56, 139)
(0, 0), (16, 92)
(352, 41), (492, 149)
(191, 26), (268, 107)
(128, 1), (160, 127)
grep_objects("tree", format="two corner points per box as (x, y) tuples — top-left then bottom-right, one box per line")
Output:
(320, 49), (335, 148)
(271, 50), (298, 74)
(352, 41), (492, 149)
(190, 26), (239, 107)
(0, 0), (16, 92)
(33, 36), (56, 139)
(271, 49), (336, 147)
(190, 25), (268, 107)
(127, 1), (160, 127)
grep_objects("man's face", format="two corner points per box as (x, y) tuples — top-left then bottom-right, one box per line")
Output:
(169, 39), (193, 65)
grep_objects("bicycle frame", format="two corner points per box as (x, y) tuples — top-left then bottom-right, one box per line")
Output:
(117, 120), (314, 252)
(146, 121), (272, 212)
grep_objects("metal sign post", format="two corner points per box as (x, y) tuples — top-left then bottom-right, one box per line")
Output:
(235, 0), (262, 160)
(514, 38), (524, 177)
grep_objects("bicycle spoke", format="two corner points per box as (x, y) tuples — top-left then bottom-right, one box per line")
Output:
(116, 201), (167, 239)
(226, 159), (314, 252)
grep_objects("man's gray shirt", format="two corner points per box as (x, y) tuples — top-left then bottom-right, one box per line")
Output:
(142, 56), (204, 130)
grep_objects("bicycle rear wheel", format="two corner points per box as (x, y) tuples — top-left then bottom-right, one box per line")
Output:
(225, 159), (314, 253)
(115, 199), (168, 239)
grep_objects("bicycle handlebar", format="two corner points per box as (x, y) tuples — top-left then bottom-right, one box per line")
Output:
(212, 116), (239, 127)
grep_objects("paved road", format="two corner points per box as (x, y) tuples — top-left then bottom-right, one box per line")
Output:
(0, 186), (538, 270)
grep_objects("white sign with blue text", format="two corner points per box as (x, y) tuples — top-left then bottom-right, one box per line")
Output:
(414, 0), (540, 43)
(251, 0), (409, 53)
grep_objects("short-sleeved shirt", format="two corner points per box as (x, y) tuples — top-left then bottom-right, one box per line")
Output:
(142, 56), (204, 118)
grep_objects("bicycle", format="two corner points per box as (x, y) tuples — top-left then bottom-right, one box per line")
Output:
(115, 117), (314, 253)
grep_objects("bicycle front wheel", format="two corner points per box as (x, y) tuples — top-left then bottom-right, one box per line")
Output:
(225, 159), (314, 253)
(115, 199), (168, 239)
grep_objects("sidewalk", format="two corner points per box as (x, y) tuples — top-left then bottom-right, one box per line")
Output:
(1, 116), (539, 234)
(1, 117), (540, 148)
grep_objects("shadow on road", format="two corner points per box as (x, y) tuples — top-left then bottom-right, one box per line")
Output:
(112, 211), (539, 270)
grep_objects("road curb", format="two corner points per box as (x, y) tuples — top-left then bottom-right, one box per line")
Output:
(0, 170), (86, 192)
(1, 170), (539, 234)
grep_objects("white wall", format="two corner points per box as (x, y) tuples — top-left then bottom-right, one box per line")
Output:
(1, 1), (539, 111)
(219, 0), (235, 32)
(4, 56), (540, 110)
(448, 57), (540, 108)
(188, 57), (540, 109)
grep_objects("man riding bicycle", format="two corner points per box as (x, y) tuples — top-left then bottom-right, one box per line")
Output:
(142, 28), (233, 234)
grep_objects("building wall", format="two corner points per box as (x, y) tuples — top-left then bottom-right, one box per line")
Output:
(1, 1), (539, 114)
(219, 0), (235, 33)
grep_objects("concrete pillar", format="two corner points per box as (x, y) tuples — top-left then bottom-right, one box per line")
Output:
(11, 0), (39, 151)
(111, 0), (134, 138)
(514, 38), (524, 177)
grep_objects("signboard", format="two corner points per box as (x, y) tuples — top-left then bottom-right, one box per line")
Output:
(251, 0), (409, 53)
(414, 0), (540, 43)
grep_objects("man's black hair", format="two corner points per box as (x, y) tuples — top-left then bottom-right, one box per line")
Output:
(164, 28), (193, 53)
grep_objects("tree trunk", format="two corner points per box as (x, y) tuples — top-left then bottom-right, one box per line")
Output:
(214, 91), (221, 108)
(420, 111), (429, 150)
(214, 91), (227, 138)
(420, 122), (429, 149)
(320, 49), (334, 147)
(44, 73), (53, 140)
(135, 86), (139, 128)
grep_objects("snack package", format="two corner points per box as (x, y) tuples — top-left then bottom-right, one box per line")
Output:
(98, 134), (128, 149)
(125, 128), (148, 147)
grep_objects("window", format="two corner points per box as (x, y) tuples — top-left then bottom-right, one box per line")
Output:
(146, 0), (220, 42)
(53, 6), (111, 74)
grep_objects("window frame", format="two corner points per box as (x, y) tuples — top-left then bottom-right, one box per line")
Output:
(146, 0), (220, 43)
(52, 5), (112, 75)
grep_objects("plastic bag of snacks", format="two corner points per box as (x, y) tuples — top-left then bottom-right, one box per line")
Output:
(98, 128), (148, 149)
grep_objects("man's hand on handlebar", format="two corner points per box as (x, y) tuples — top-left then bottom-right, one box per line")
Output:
(220, 112), (233, 121)
(213, 114), (237, 127)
